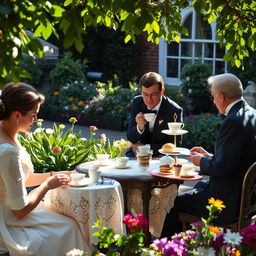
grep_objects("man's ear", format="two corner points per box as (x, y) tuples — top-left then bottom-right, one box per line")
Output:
(161, 88), (165, 95)
(220, 92), (225, 102)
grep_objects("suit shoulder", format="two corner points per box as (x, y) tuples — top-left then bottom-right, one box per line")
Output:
(131, 95), (143, 105)
(163, 96), (183, 111)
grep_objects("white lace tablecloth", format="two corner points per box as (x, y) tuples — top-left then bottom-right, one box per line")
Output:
(44, 180), (126, 250)
(79, 160), (179, 237)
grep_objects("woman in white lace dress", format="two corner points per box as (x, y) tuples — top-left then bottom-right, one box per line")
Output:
(0, 82), (89, 256)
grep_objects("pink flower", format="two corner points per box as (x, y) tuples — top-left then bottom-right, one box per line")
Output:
(89, 126), (98, 131)
(99, 133), (107, 143)
(123, 214), (133, 224)
(53, 146), (61, 154)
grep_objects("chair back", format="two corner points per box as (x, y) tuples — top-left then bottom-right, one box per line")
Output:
(238, 162), (256, 230)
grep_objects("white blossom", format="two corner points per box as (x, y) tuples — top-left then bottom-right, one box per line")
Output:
(224, 232), (242, 246)
(45, 128), (54, 135)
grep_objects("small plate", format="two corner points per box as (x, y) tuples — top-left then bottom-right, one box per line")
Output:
(158, 147), (190, 156)
(180, 171), (198, 178)
(161, 129), (188, 136)
(69, 178), (91, 187)
(114, 165), (130, 169)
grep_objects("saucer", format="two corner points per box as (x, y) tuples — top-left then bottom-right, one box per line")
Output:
(69, 178), (91, 187)
(180, 171), (197, 178)
(157, 171), (172, 175)
(161, 129), (188, 136)
(114, 165), (130, 169)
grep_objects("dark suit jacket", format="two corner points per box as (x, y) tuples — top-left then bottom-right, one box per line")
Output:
(200, 100), (256, 224)
(126, 95), (183, 156)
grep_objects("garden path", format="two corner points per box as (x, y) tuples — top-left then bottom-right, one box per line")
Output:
(32, 119), (208, 194)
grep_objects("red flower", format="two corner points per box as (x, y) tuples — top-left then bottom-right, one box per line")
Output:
(53, 146), (61, 154)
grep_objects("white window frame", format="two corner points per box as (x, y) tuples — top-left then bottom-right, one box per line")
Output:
(159, 7), (227, 86)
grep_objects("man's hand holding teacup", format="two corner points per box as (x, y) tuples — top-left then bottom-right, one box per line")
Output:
(135, 112), (147, 132)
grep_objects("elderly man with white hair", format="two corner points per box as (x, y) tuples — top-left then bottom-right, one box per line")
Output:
(161, 73), (256, 237)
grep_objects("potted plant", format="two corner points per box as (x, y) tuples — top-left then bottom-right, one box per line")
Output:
(180, 62), (215, 114)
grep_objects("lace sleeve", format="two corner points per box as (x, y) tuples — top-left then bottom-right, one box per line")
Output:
(0, 147), (28, 210)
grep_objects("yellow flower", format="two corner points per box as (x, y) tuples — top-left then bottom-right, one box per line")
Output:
(53, 91), (59, 96)
(59, 124), (65, 129)
(208, 225), (221, 234)
(69, 117), (77, 124)
(208, 197), (226, 212)
(72, 106), (78, 111)
(69, 97), (74, 102)
(77, 101), (84, 107)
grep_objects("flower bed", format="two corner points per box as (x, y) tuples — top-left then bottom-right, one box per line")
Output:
(66, 198), (256, 256)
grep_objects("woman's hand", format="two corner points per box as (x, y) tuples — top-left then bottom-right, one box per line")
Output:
(45, 174), (71, 189)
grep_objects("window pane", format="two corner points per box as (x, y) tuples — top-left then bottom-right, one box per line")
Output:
(204, 43), (213, 58)
(168, 42), (179, 56)
(182, 13), (192, 39)
(216, 44), (226, 58)
(195, 43), (202, 58)
(167, 59), (178, 77)
(215, 61), (225, 74)
(181, 42), (192, 57)
(180, 59), (190, 71)
(196, 14), (212, 39)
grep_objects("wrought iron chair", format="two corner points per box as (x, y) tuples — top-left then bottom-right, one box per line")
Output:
(179, 162), (256, 232)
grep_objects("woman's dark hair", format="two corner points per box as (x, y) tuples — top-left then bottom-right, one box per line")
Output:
(139, 72), (164, 91)
(0, 82), (45, 120)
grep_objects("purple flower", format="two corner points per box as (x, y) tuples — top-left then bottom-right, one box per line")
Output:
(192, 220), (204, 228)
(212, 233), (224, 252)
(240, 224), (256, 248)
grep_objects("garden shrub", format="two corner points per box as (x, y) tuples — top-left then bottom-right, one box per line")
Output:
(182, 113), (223, 152)
(180, 62), (212, 95)
(50, 52), (87, 89)
(20, 55), (43, 88)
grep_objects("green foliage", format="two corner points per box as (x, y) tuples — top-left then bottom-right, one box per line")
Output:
(182, 113), (223, 152)
(82, 27), (140, 86)
(1, 0), (256, 82)
(49, 52), (87, 89)
(17, 119), (120, 172)
(180, 62), (212, 95)
(228, 46), (256, 88)
(193, 0), (256, 68)
(20, 55), (43, 88)
(41, 77), (140, 128)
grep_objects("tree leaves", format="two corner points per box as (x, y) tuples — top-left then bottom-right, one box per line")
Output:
(0, 0), (256, 84)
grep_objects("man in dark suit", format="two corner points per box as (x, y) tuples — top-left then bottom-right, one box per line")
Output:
(126, 72), (183, 157)
(161, 73), (256, 237)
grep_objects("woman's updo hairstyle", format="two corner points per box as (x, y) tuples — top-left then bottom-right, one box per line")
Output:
(0, 82), (45, 120)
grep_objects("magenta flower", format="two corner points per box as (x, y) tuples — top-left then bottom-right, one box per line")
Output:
(240, 224), (256, 248)
(122, 213), (148, 232)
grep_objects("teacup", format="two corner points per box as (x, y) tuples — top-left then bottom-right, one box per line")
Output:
(144, 113), (156, 122)
(137, 144), (151, 154)
(181, 163), (195, 176)
(168, 122), (184, 131)
(70, 173), (85, 185)
(88, 165), (101, 183)
(115, 157), (129, 168)
(96, 154), (110, 166)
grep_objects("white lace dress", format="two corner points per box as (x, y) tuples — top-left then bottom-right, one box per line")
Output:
(0, 143), (89, 256)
